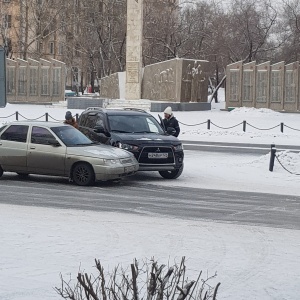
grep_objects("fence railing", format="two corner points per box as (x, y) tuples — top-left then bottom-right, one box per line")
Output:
(0, 112), (80, 122)
(178, 119), (300, 132)
(0, 112), (300, 133)
(269, 144), (300, 176)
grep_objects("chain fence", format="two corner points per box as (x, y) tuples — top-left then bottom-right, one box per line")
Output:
(0, 112), (300, 133)
(178, 119), (300, 132)
(275, 154), (300, 176)
(269, 145), (300, 175)
(0, 111), (79, 123)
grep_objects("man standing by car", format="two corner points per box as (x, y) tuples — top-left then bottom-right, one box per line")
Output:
(162, 106), (180, 137)
(64, 111), (79, 129)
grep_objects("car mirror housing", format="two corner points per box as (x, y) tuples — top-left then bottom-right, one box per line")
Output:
(47, 139), (61, 147)
(94, 125), (111, 137)
(93, 125), (105, 133)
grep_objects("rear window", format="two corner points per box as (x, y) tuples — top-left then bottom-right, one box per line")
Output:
(0, 125), (29, 143)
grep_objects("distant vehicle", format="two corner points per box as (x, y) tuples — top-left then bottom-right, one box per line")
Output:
(65, 90), (76, 97)
(0, 121), (139, 186)
(78, 108), (184, 179)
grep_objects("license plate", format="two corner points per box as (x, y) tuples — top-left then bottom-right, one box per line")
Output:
(148, 153), (168, 159)
(125, 166), (135, 172)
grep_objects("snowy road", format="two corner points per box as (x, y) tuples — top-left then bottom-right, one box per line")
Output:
(1, 169), (300, 230)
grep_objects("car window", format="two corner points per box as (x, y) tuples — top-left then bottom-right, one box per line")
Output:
(51, 125), (94, 146)
(0, 125), (29, 143)
(85, 114), (98, 128)
(0, 125), (8, 133)
(147, 117), (160, 133)
(96, 113), (105, 127)
(108, 115), (164, 134)
(79, 113), (87, 126)
(31, 126), (56, 145)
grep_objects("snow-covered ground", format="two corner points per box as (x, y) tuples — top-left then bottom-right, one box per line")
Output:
(0, 96), (300, 300)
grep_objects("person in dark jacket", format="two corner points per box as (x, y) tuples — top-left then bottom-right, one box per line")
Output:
(64, 111), (79, 129)
(162, 106), (180, 137)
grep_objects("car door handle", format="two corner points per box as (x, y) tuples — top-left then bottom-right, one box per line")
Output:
(30, 146), (36, 149)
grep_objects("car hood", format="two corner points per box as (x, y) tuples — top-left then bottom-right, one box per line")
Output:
(111, 132), (181, 145)
(67, 144), (132, 159)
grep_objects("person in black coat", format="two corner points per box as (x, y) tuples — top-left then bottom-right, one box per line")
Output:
(162, 106), (180, 137)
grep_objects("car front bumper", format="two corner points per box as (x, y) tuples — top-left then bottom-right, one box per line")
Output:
(93, 163), (139, 181)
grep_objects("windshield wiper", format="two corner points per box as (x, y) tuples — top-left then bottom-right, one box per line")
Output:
(134, 131), (158, 134)
(111, 129), (132, 133)
(73, 143), (94, 146)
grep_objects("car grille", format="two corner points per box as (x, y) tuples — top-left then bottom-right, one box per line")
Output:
(120, 158), (133, 164)
(138, 146), (174, 164)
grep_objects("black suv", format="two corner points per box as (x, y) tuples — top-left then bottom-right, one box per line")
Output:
(78, 108), (184, 179)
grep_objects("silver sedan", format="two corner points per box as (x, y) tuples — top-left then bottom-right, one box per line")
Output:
(0, 121), (139, 186)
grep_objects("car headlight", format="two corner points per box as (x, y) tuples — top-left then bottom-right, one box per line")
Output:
(118, 142), (139, 152)
(173, 144), (183, 151)
(103, 159), (120, 165)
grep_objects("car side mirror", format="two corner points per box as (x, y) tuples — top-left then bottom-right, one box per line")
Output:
(94, 125), (111, 137)
(94, 125), (105, 133)
(47, 139), (61, 147)
(167, 127), (176, 136)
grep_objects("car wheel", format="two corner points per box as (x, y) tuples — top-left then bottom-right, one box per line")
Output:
(17, 172), (29, 177)
(72, 163), (95, 186)
(0, 166), (3, 177)
(159, 165), (183, 179)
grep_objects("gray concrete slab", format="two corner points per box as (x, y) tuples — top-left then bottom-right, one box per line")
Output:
(67, 97), (105, 109)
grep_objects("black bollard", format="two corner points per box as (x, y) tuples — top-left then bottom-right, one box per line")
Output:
(243, 120), (246, 132)
(269, 144), (276, 172)
(16, 111), (18, 121)
(45, 112), (48, 122)
(280, 122), (284, 133)
(207, 119), (210, 130)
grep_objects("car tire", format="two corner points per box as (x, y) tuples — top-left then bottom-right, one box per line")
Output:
(0, 166), (3, 177)
(72, 163), (95, 186)
(159, 164), (183, 179)
(17, 172), (29, 177)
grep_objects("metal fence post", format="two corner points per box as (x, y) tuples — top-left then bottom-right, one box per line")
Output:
(207, 119), (210, 130)
(269, 144), (276, 172)
(280, 122), (284, 133)
(243, 120), (246, 132)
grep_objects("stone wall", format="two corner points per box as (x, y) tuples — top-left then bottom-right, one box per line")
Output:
(6, 58), (65, 103)
(99, 72), (121, 99)
(98, 58), (210, 103)
(142, 58), (209, 102)
(226, 60), (300, 112)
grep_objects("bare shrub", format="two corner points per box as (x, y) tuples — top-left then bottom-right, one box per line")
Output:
(55, 257), (220, 300)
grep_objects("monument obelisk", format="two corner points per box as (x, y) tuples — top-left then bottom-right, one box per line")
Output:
(125, 0), (143, 100)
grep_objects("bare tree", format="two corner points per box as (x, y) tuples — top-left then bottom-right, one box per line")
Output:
(279, 0), (300, 62)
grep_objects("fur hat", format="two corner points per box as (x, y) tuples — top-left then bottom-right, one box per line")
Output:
(65, 111), (73, 120)
(164, 106), (172, 115)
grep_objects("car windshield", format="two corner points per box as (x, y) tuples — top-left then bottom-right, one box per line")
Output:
(108, 115), (164, 134)
(51, 126), (95, 147)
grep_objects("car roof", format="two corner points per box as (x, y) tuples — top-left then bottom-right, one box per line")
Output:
(7, 121), (69, 128)
(83, 107), (151, 116)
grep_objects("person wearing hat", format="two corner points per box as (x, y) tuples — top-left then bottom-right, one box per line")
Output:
(162, 106), (180, 137)
(64, 111), (79, 129)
